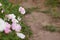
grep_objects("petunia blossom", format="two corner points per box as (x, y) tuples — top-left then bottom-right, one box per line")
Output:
(4, 22), (11, 34)
(0, 18), (6, 32)
(4, 28), (11, 34)
(19, 7), (25, 14)
(12, 19), (18, 23)
(5, 22), (11, 29)
(16, 33), (25, 39)
(5, 14), (16, 20)
(12, 23), (21, 32)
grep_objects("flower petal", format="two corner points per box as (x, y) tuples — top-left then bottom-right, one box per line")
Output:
(16, 33), (25, 39)
(19, 7), (25, 14)
(0, 3), (2, 6)
(12, 23), (21, 32)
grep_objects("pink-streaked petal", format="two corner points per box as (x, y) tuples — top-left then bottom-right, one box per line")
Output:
(15, 24), (21, 32)
(19, 7), (25, 14)
(12, 19), (18, 23)
(11, 23), (16, 30)
(12, 23), (21, 32)
(4, 28), (11, 34)
(5, 22), (11, 29)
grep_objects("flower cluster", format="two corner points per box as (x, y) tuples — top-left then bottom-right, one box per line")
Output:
(0, 3), (26, 39)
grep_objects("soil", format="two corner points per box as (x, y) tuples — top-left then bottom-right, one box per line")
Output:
(9, 0), (60, 40)
(24, 12), (60, 40)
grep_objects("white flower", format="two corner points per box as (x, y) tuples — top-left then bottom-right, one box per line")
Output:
(16, 33), (25, 39)
(0, 18), (6, 32)
(6, 14), (16, 20)
(19, 7), (25, 14)
(1, 10), (4, 13)
(0, 3), (2, 6)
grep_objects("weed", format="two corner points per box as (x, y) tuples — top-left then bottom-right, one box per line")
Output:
(45, 0), (59, 7)
(25, 7), (40, 14)
(43, 25), (56, 32)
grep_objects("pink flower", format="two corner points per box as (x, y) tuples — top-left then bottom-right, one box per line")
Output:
(4, 22), (11, 34)
(4, 28), (11, 34)
(12, 23), (21, 32)
(5, 14), (16, 20)
(5, 22), (11, 29)
(19, 7), (25, 14)
(12, 19), (18, 23)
